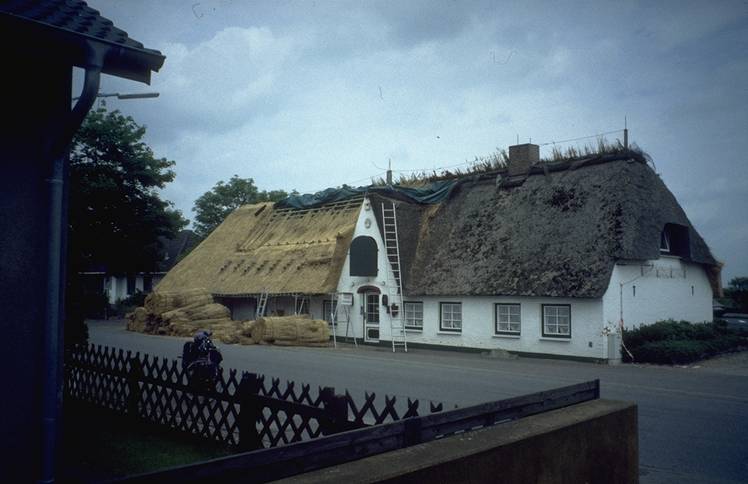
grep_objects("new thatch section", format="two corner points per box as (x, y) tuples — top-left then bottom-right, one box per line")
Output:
(400, 156), (717, 298)
(155, 199), (360, 296)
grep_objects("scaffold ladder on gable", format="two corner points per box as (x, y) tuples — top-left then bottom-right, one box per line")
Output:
(255, 289), (268, 319)
(293, 294), (310, 315)
(329, 292), (356, 349)
(382, 202), (407, 352)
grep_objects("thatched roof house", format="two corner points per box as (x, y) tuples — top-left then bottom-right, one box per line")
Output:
(157, 144), (718, 361)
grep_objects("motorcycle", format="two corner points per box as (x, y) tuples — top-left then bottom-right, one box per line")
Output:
(181, 330), (223, 393)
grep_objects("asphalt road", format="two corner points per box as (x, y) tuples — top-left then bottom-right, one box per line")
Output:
(88, 320), (748, 483)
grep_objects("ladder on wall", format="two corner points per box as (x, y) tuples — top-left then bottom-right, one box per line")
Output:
(329, 292), (357, 349)
(255, 289), (268, 319)
(293, 294), (310, 315)
(382, 202), (407, 352)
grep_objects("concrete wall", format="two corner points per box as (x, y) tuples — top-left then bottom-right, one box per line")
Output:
(281, 399), (638, 484)
(602, 257), (713, 331)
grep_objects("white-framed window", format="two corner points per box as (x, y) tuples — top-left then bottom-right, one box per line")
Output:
(322, 300), (337, 326)
(440, 302), (462, 332)
(542, 304), (571, 338)
(660, 229), (671, 253)
(404, 301), (423, 330)
(495, 303), (521, 335)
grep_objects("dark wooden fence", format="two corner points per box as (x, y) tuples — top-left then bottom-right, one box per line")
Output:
(120, 379), (600, 483)
(64, 344), (443, 450)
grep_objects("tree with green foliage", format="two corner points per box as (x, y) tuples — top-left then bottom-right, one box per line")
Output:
(66, 108), (187, 344)
(192, 175), (289, 237)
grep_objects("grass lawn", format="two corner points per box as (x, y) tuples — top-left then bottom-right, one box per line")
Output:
(61, 400), (235, 482)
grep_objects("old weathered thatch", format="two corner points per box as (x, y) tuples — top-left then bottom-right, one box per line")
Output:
(155, 200), (360, 296)
(400, 156), (717, 298)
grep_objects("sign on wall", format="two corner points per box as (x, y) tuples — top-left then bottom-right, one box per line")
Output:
(338, 292), (353, 306)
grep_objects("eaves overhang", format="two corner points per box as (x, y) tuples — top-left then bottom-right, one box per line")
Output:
(0, 1), (164, 83)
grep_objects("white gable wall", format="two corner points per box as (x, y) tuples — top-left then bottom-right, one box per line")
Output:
(601, 256), (713, 335)
(334, 198), (401, 340)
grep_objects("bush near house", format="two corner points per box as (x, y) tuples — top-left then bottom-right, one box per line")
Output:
(112, 291), (148, 318)
(623, 320), (748, 364)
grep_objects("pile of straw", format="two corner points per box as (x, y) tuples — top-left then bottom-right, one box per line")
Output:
(126, 288), (241, 343)
(127, 290), (330, 347)
(250, 315), (330, 346)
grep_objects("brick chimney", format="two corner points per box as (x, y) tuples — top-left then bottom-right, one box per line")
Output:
(507, 143), (539, 176)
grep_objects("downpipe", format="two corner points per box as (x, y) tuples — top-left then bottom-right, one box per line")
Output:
(40, 42), (103, 484)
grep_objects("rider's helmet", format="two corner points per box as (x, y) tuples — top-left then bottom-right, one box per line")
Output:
(193, 330), (213, 352)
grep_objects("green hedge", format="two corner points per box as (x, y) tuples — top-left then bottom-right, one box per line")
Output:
(623, 320), (747, 364)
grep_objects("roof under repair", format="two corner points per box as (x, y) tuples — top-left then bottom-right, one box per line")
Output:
(159, 151), (718, 298)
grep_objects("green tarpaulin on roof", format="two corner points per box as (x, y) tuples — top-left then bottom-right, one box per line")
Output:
(275, 180), (457, 209)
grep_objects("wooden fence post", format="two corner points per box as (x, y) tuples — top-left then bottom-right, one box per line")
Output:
(238, 372), (262, 451)
(403, 417), (422, 447)
(126, 356), (143, 418)
(321, 387), (348, 435)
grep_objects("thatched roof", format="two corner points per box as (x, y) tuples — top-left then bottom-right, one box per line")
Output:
(399, 156), (717, 298)
(157, 153), (716, 300)
(155, 199), (361, 296)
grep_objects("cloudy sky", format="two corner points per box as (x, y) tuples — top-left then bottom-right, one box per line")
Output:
(79, 0), (748, 283)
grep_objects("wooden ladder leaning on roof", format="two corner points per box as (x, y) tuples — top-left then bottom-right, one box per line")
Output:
(255, 289), (268, 319)
(382, 202), (407, 353)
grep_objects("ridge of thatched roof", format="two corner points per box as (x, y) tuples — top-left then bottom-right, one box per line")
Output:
(155, 199), (360, 296)
(397, 155), (716, 298)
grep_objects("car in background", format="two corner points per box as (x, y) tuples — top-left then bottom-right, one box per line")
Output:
(719, 313), (748, 333)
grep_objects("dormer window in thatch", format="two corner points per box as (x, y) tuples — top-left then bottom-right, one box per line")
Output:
(660, 223), (690, 258)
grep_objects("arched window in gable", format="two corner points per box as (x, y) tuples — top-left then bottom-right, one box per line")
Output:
(350, 236), (378, 276)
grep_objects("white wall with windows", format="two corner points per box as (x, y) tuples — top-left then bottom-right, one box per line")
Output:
(370, 295), (606, 359)
(102, 273), (163, 304)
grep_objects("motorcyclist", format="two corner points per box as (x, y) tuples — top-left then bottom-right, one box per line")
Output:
(181, 330), (223, 392)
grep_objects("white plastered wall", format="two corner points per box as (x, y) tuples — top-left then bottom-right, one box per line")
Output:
(397, 295), (606, 359)
(602, 256), (713, 336)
